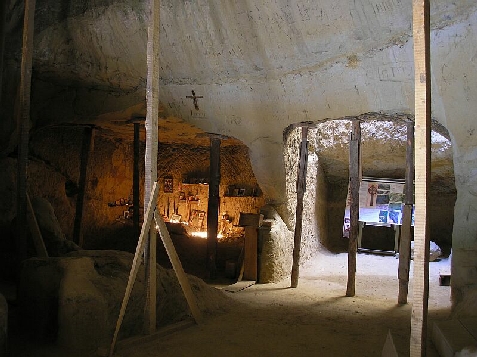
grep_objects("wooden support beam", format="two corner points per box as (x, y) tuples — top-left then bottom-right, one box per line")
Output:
(0, 0), (7, 103)
(16, 0), (36, 265)
(411, 0), (431, 355)
(133, 122), (140, 240)
(398, 120), (415, 304)
(243, 226), (258, 281)
(346, 120), (361, 297)
(109, 182), (160, 357)
(154, 213), (202, 324)
(290, 126), (309, 288)
(143, 0), (160, 335)
(26, 193), (48, 258)
(207, 137), (221, 279)
(73, 126), (94, 247)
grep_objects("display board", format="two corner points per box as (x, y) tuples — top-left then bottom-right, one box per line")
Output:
(343, 177), (414, 237)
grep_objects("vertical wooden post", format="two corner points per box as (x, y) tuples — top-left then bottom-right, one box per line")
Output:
(73, 126), (94, 247)
(133, 122), (141, 240)
(16, 0), (36, 264)
(144, 0), (160, 335)
(346, 120), (361, 297)
(411, 0), (431, 354)
(291, 126), (309, 288)
(398, 120), (414, 304)
(0, 0), (7, 103)
(207, 137), (221, 279)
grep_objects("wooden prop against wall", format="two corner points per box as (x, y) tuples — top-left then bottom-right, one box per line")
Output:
(109, 182), (160, 357)
(144, 0), (160, 335)
(291, 126), (309, 288)
(16, 0), (36, 264)
(154, 213), (202, 323)
(411, 0), (431, 355)
(133, 121), (141, 240)
(398, 120), (414, 304)
(110, 184), (202, 356)
(26, 193), (48, 258)
(346, 120), (361, 297)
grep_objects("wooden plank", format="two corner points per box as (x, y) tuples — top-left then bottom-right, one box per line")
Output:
(382, 330), (399, 357)
(109, 182), (159, 357)
(26, 193), (48, 258)
(133, 122), (140, 240)
(206, 137), (221, 278)
(243, 226), (258, 281)
(291, 126), (309, 288)
(358, 222), (363, 249)
(115, 319), (196, 353)
(16, 0), (36, 264)
(0, 0), (7, 103)
(346, 120), (361, 297)
(398, 205), (413, 303)
(398, 120), (415, 304)
(224, 281), (255, 293)
(410, 0), (431, 355)
(144, 0), (160, 335)
(154, 213), (202, 324)
(394, 225), (400, 253)
(73, 126), (94, 246)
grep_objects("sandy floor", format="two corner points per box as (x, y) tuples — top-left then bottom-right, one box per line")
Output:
(113, 251), (452, 357)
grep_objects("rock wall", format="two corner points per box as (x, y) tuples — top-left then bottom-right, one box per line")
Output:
(0, 126), (265, 254)
(258, 206), (293, 283)
(19, 251), (232, 351)
(1, 0), (476, 314)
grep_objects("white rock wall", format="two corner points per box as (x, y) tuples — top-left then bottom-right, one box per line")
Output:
(3, 0), (477, 313)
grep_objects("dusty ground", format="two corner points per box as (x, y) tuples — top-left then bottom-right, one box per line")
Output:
(4, 243), (451, 357)
(113, 251), (451, 357)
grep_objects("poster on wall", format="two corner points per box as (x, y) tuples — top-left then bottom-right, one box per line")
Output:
(343, 177), (414, 237)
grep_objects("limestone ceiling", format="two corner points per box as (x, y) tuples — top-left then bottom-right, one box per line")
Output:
(306, 114), (455, 192)
(4, 0), (473, 197)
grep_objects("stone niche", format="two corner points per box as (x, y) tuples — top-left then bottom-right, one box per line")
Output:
(283, 114), (456, 255)
(0, 125), (270, 283)
(16, 126), (265, 250)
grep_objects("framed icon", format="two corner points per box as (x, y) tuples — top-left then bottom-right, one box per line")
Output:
(163, 177), (173, 193)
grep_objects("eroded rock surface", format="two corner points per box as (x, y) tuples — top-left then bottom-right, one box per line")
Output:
(19, 250), (232, 351)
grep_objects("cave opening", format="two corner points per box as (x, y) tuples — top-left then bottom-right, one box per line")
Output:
(284, 112), (456, 259)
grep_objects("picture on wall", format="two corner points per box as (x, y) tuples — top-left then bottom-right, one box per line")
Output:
(343, 177), (414, 237)
(163, 177), (173, 193)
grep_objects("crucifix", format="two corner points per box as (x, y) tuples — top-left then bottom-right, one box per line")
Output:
(186, 90), (203, 111)
(368, 184), (377, 206)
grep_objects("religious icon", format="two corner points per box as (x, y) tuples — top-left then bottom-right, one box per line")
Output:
(186, 90), (203, 111)
(368, 184), (378, 206)
(163, 177), (173, 193)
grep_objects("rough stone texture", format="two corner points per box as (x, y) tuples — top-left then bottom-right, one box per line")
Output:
(0, 294), (6, 357)
(283, 117), (455, 254)
(0, 127), (263, 251)
(2, 0), (477, 315)
(19, 251), (232, 352)
(284, 127), (326, 263)
(31, 197), (81, 256)
(259, 206), (293, 283)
